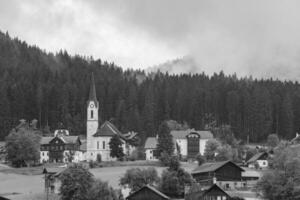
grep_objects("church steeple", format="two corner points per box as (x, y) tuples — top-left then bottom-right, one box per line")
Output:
(89, 72), (97, 102)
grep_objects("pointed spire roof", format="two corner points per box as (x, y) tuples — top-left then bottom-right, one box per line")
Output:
(88, 73), (98, 102)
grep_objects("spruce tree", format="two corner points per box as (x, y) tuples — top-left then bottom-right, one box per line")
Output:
(157, 121), (174, 157)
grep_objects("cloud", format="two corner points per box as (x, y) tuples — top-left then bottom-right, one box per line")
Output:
(1, 0), (300, 80)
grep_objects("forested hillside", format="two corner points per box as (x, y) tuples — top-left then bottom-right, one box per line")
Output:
(0, 31), (299, 143)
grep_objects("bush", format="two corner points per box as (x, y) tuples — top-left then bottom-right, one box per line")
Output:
(89, 160), (96, 168)
(168, 155), (180, 171)
(195, 154), (206, 166)
(128, 149), (139, 161)
(160, 151), (171, 166)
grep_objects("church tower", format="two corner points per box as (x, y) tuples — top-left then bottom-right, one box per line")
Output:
(87, 73), (99, 160)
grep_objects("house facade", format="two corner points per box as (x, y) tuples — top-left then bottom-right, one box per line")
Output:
(144, 129), (213, 161)
(247, 152), (269, 169)
(144, 137), (159, 161)
(191, 161), (245, 190)
(186, 184), (231, 200)
(40, 131), (83, 163)
(171, 129), (213, 159)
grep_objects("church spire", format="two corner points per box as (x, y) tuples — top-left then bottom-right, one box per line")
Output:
(89, 72), (97, 102)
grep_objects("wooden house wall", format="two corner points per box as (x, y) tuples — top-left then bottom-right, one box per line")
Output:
(215, 162), (242, 181)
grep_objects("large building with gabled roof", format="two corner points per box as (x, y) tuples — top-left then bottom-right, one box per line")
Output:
(86, 73), (137, 161)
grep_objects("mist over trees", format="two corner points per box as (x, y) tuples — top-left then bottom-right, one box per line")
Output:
(0, 31), (299, 143)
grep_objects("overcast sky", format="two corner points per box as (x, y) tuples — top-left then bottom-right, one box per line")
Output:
(1, 0), (300, 79)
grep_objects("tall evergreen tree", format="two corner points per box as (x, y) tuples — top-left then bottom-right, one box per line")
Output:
(157, 121), (174, 156)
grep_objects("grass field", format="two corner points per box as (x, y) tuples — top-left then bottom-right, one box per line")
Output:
(0, 161), (198, 200)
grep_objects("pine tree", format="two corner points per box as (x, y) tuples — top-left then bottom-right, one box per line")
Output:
(157, 121), (174, 157)
(109, 134), (125, 160)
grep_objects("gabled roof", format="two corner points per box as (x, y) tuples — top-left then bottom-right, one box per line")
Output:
(171, 129), (213, 140)
(144, 137), (158, 149)
(191, 161), (244, 174)
(126, 185), (170, 200)
(40, 137), (53, 145)
(40, 136), (80, 145)
(247, 152), (268, 163)
(203, 184), (230, 197)
(93, 121), (122, 137)
(61, 136), (80, 144)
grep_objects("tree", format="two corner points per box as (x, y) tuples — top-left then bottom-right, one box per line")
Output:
(195, 154), (206, 166)
(204, 139), (220, 161)
(157, 121), (174, 163)
(59, 163), (94, 200)
(168, 155), (180, 171)
(215, 145), (234, 161)
(279, 93), (294, 138)
(109, 135), (125, 160)
(120, 167), (160, 193)
(267, 134), (279, 148)
(87, 179), (122, 200)
(160, 168), (193, 198)
(5, 124), (41, 167)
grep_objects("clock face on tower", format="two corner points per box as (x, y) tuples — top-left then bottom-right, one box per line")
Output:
(90, 104), (94, 108)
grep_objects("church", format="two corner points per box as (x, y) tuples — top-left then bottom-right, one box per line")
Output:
(86, 74), (137, 161)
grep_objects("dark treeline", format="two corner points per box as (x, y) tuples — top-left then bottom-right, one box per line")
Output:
(0, 31), (299, 143)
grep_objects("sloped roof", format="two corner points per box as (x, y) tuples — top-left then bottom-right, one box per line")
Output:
(93, 121), (122, 137)
(40, 136), (80, 145)
(80, 140), (87, 151)
(204, 184), (230, 197)
(191, 161), (244, 174)
(40, 137), (53, 145)
(61, 136), (80, 144)
(126, 185), (170, 200)
(247, 152), (268, 163)
(144, 137), (158, 149)
(171, 129), (213, 140)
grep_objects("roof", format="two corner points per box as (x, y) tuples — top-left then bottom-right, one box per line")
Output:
(40, 137), (53, 145)
(203, 184), (230, 197)
(0, 196), (11, 200)
(80, 140), (87, 151)
(171, 129), (213, 140)
(88, 72), (98, 103)
(247, 152), (268, 163)
(93, 121), (122, 137)
(144, 137), (158, 149)
(126, 185), (170, 200)
(241, 168), (262, 178)
(40, 136), (80, 145)
(191, 161), (245, 174)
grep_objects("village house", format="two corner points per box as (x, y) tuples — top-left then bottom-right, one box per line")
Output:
(126, 185), (170, 200)
(86, 73), (138, 161)
(39, 129), (84, 163)
(191, 161), (245, 190)
(144, 137), (159, 161)
(144, 129), (213, 161)
(246, 152), (269, 169)
(185, 184), (231, 200)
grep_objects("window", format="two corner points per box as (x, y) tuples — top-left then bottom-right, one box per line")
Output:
(42, 152), (44, 156)
(103, 141), (105, 149)
(97, 141), (99, 149)
(91, 110), (94, 119)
